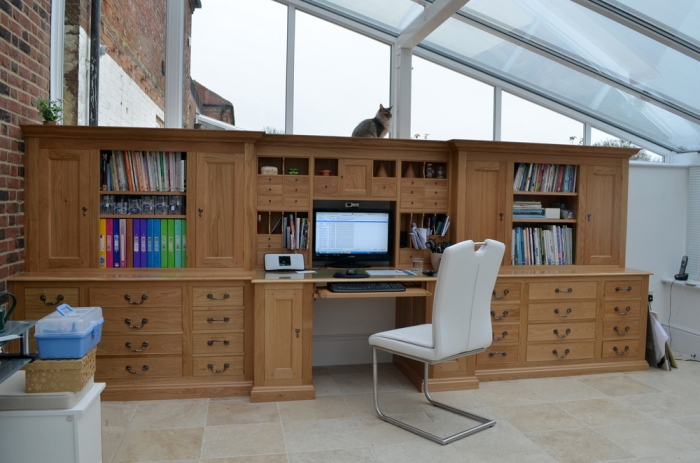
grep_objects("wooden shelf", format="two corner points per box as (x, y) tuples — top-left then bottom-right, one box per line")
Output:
(315, 287), (431, 299)
(513, 191), (577, 196)
(100, 215), (186, 219)
(512, 219), (576, 224)
(100, 191), (185, 195)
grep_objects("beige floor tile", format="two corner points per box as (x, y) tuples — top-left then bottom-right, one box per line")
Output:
(283, 417), (369, 453)
(201, 456), (289, 463)
(672, 415), (700, 432)
(557, 398), (648, 426)
(422, 404), (501, 437)
(279, 395), (352, 421)
(615, 392), (700, 419)
(134, 460), (199, 463)
(326, 363), (398, 376)
(129, 399), (208, 429)
(102, 426), (127, 463)
(312, 375), (341, 396)
(334, 373), (403, 394)
(288, 448), (377, 463)
(495, 402), (585, 433)
(344, 391), (424, 417)
(593, 420), (699, 458)
(626, 451), (700, 462)
(626, 370), (700, 393)
(579, 375), (659, 396)
(102, 401), (139, 428)
(522, 377), (607, 402)
(471, 380), (549, 407)
(202, 423), (286, 459)
(526, 428), (633, 463)
(654, 419), (700, 450)
(206, 400), (280, 426)
(391, 371), (419, 392)
(357, 413), (445, 446)
(373, 441), (466, 463)
(112, 427), (204, 463)
(422, 390), (486, 410)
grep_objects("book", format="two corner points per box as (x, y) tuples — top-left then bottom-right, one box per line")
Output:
(126, 219), (134, 268)
(161, 219), (168, 268)
(153, 219), (160, 268)
(147, 219), (154, 268)
(113, 219), (120, 268)
(181, 219), (186, 267)
(119, 219), (126, 268)
(167, 219), (175, 268)
(99, 219), (106, 268)
(175, 219), (182, 268)
(101, 152), (108, 190)
(140, 219), (148, 268)
(106, 219), (113, 268)
(133, 219), (141, 268)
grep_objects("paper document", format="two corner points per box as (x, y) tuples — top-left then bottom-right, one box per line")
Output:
(366, 269), (416, 276)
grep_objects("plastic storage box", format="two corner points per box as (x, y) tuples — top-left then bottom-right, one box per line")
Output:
(34, 305), (103, 360)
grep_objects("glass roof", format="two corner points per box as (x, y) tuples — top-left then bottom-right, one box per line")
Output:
(306, 0), (423, 34)
(611, 0), (700, 46)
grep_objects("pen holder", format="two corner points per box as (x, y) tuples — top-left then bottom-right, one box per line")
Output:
(430, 252), (442, 271)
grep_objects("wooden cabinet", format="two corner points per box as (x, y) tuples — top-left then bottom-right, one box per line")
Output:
(465, 160), (507, 245)
(339, 159), (372, 197)
(583, 165), (624, 265)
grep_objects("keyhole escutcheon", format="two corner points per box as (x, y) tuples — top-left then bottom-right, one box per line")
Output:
(199, 207), (204, 217)
(295, 328), (300, 338)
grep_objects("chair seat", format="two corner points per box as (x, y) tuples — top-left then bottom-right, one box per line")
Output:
(369, 324), (444, 362)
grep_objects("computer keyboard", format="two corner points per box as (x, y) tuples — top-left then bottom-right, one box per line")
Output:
(326, 281), (406, 293)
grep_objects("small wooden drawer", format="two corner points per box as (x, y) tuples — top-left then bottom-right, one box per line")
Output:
(258, 174), (283, 185)
(96, 357), (183, 379)
(401, 178), (425, 188)
(313, 176), (339, 196)
(192, 287), (244, 307)
(193, 308), (245, 332)
(193, 355), (244, 377)
(400, 198), (424, 209)
(25, 288), (80, 309)
(425, 187), (448, 199)
(603, 300), (641, 319)
(425, 179), (448, 189)
(477, 345), (519, 365)
(89, 287), (182, 308)
(526, 342), (595, 362)
(257, 183), (282, 196)
(492, 283), (520, 302)
(528, 281), (597, 300)
(283, 175), (310, 186)
(601, 339), (640, 358)
(492, 324), (519, 343)
(102, 308), (182, 333)
(527, 321), (596, 342)
(490, 306), (520, 322)
(257, 235), (283, 249)
(604, 280), (642, 299)
(98, 334), (182, 355)
(401, 185), (425, 199)
(528, 301), (597, 322)
(283, 183), (310, 197)
(425, 199), (448, 209)
(398, 248), (429, 265)
(602, 320), (641, 339)
(257, 195), (284, 208)
(193, 333), (244, 355)
(283, 196), (309, 208)
(372, 178), (397, 197)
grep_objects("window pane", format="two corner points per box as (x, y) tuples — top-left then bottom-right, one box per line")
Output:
(294, 11), (390, 136)
(309, 0), (423, 34)
(502, 92), (583, 144)
(591, 128), (664, 162)
(411, 56), (493, 141)
(611, 0), (700, 45)
(191, 0), (287, 131)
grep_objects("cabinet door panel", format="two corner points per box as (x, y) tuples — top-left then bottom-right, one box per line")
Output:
(465, 161), (506, 259)
(583, 166), (622, 265)
(339, 159), (372, 197)
(264, 288), (303, 381)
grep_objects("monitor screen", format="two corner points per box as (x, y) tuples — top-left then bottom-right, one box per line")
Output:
(313, 210), (391, 264)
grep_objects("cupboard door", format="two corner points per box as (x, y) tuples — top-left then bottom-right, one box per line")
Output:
(583, 165), (622, 265)
(38, 149), (91, 268)
(339, 159), (372, 197)
(465, 161), (507, 253)
(263, 287), (303, 382)
(195, 152), (245, 268)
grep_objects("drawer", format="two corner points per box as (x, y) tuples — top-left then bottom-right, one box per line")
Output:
(492, 324), (519, 343)
(283, 196), (309, 208)
(283, 175), (310, 186)
(604, 280), (642, 299)
(425, 179), (448, 189)
(25, 288), (80, 309)
(398, 248), (429, 265)
(601, 339), (641, 359)
(313, 176), (339, 196)
(602, 319), (641, 339)
(193, 333), (244, 355)
(492, 283), (521, 302)
(477, 345), (519, 365)
(192, 287), (244, 307)
(98, 334), (182, 355)
(258, 195), (284, 209)
(193, 355), (244, 377)
(89, 287), (182, 308)
(528, 301), (597, 322)
(425, 187), (448, 199)
(401, 178), (425, 188)
(193, 308), (245, 332)
(372, 178), (397, 197)
(527, 321), (596, 342)
(96, 357), (183, 379)
(257, 235), (283, 249)
(258, 174), (283, 185)
(526, 342), (595, 362)
(103, 308), (182, 333)
(528, 281), (597, 300)
(401, 185), (425, 199)
(603, 300), (641, 319)
(283, 182), (310, 196)
(490, 306), (520, 322)
(425, 198), (448, 209)
(400, 198), (424, 209)
(257, 183), (282, 196)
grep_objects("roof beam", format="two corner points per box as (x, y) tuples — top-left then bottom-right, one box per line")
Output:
(396, 0), (470, 49)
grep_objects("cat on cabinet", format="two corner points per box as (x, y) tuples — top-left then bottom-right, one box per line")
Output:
(351, 104), (392, 138)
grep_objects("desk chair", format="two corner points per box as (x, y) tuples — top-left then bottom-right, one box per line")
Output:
(368, 239), (505, 445)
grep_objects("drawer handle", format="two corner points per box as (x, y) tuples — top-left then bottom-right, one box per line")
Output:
(490, 310), (509, 320)
(614, 326), (631, 335)
(555, 287), (573, 293)
(207, 293), (230, 301)
(613, 345), (630, 355)
(125, 294), (148, 305)
(40, 294), (64, 305)
(208, 363), (230, 373)
(492, 289), (509, 299)
(126, 365), (149, 374)
(614, 306), (631, 316)
(554, 308), (572, 318)
(207, 317), (230, 323)
(553, 328), (571, 338)
(207, 339), (230, 346)
(552, 349), (570, 359)
(125, 341), (149, 352)
(125, 318), (148, 329)
(488, 352), (507, 358)
(615, 286), (633, 292)
(492, 331), (508, 341)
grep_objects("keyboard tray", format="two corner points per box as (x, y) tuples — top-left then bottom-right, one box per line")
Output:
(327, 282), (406, 293)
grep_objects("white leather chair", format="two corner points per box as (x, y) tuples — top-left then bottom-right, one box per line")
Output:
(369, 239), (505, 445)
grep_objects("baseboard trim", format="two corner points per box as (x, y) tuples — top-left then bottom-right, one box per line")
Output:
(102, 380), (252, 401)
(476, 360), (649, 382)
(250, 384), (316, 403)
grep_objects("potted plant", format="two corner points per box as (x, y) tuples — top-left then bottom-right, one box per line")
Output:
(36, 98), (62, 124)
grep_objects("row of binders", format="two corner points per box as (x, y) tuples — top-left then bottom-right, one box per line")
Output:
(514, 163), (577, 193)
(100, 219), (186, 268)
(101, 150), (186, 192)
(279, 215), (310, 250)
(511, 225), (574, 266)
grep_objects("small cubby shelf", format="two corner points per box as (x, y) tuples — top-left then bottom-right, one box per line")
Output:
(258, 157), (310, 176)
(397, 212), (451, 269)
(100, 191), (186, 196)
(256, 211), (311, 268)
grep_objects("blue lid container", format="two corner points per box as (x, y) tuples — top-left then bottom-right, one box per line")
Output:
(34, 304), (104, 359)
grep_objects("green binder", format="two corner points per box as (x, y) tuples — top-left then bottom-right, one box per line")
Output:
(174, 219), (182, 268)
(167, 219), (175, 268)
(160, 219), (168, 268)
(181, 219), (186, 268)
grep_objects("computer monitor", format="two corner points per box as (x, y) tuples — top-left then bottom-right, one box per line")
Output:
(313, 208), (393, 268)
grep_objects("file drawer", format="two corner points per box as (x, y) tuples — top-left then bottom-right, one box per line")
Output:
(193, 355), (244, 377)
(89, 287), (182, 308)
(192, 333), (244, 355)
(528, 301), (596, 322)
(102, 308), (182, 333)
(192, 287), (244, 307)
(492, 283), (521, 302)
(527, 321), (596, 342)
(604, 280), (642, 299)
(528, 281), (597, 300)
(490, 306), (520, 322)
(601, 339), (640, 358)
(477, 345), (519, 365)
(602, 320), (641, 339)
(526, 342), (594, 362)
(25, 288), (80, 309)
(193, 308), (244, 332)
(491, 324), (519, 343)
(98, 334), (182, 355)
(97, 357), (183, 379)
(603, 301), (641, 319)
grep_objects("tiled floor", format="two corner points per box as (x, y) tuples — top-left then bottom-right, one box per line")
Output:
(102, 359), (700, 463)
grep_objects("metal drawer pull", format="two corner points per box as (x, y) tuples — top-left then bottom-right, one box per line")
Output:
(613, 346), (630, 355)
(614, 306), (631, 316)
(207, 339), (230, 346)
(125, 318), (148, 329)
(207, 317), (230, 323)
(614, 326), (631, 335)
(615, 286), (633, 292)
(490, 310), (509, 320)
(554, 308), (572, 318)
(553, 328), (571, 338)
(493, 331), (508, 341)
(125, 294), (148, 305)
(488, 352), (507, 358)
(492, 289), (509, 299)
(555, 287), (573, 293)
(126, 365), (149, 374)
(125, 341), (149, 352)
(552, 349), (570, 359)
(40, 294), (64, 305)
(207, 293), (230, 300)
(208, 363), (230, 373)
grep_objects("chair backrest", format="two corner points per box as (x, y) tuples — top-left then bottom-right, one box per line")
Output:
(431, 239), (505, 359)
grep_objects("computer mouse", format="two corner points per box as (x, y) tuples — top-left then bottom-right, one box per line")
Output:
(346, 269), (357, 276)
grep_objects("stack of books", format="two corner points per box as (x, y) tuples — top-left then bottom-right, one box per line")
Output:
(513, 163), (578, 193)
(282, 215), (310, 250)
(511, 225), (574, 265)
(423, 215), (450, 236)
(101, 151), (186, 192)
(513, 201), (544, 219)
(99, 218), (186, 268)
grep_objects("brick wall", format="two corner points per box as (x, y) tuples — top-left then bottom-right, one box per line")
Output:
(0, 0), (51, 291)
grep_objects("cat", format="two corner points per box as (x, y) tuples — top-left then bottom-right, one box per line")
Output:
(351, 104), (392, 138)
